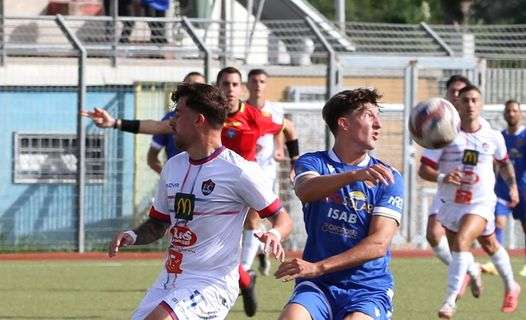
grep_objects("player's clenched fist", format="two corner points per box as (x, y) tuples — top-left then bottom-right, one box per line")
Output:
(108, 231), (135, 257)
(354, 164), (394, 186)
(274, 258), (322, 282)
(81, 107), (116, 128)
(254, 230), (285, 262)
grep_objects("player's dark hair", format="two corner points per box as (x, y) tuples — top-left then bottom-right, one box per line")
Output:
(446, 74), (471, 89)
(505, 99), (521, 108)
(458, 84), (481, 96)
(248, 69), (268, 79)
(216, 66), (242, 84)
(171, 83), (228, 129)
(322, 88), (382, 134)
(183, 72), (205, 83)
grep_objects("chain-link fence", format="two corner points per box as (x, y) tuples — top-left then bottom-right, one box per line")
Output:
(2, 13), (526, 252)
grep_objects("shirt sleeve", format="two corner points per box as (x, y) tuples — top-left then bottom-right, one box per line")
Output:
(236, 161), (282, 218)
(372, 169), (404, 225)
(420, 148), (444, 170)
(294, 152), (322, 185)
(151, 111), (174, 150)
(494, 130), (509, 162)
(150, 167), (171, 223)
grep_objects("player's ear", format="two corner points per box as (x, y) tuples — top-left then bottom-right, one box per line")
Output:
(195, 113), (206, 127)
(337, 116), (350, 132)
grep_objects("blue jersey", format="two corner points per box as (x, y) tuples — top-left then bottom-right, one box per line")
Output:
(151, 111), (182, 159)
(294, 149), (404, 289)
(495, 127), (526, 201)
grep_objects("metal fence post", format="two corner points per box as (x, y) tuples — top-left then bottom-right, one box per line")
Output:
(111, 0), (117, 67)
(182, 17), (212, 84)
(305, 16), (339, 151)
(56, 14), (87, 253)
(0, 0), (5, 66)
(403, 61), (418, 243)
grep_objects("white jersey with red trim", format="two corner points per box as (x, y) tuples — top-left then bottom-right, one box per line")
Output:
(421, 125), (507, 206)
(255, 102), (284, 180)
(149, 146), (281, 299)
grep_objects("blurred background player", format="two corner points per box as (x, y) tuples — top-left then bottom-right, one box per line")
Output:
(242, 68), (299, 277)
(276, 88), (404, 320)
(147, 72), (205, 174)
(492, 99), (526, 277)
(419, 85), (521, 319)
(107, 82), (292, 320)
(421, 75), (483, 298)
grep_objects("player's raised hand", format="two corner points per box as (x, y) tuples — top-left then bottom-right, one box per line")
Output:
(254, 231), (285, 262)
(354, 164), (394, 186)
(81, 107), (116, 128)
(108, 231), (135, 257)
(274, 258), (322, 282)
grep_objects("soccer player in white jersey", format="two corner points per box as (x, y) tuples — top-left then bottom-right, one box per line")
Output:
(107, 83), (293, 320)
(242, 68), (299, 276)
(419, 85), (521, 319)
(421, 75), (483, 297)
(276, 88), (404, 320)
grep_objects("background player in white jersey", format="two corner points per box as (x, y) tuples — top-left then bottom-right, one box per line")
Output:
(421, 75), (483, 297)
(242, 68), (299, 276)
(419, 85), (521, 319)
(107, 83), (293, 320)
(493, 99), (526, 277)
(276, 88), (404, 320)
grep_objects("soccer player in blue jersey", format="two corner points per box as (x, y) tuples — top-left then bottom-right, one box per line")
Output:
(494, 99), (526, 277)
(275, 88), (404, 320)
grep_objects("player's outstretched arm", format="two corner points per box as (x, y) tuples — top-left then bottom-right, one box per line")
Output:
(498, 159), (519, 207)
(275, 216), (398, 281)
(81, 108), (172, 135)
(295, 164), (394, 203)
(108, 217), (170, 257)
(254, 209), (293, 262)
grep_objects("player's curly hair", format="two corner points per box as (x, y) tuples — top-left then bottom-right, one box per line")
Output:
(171, 83), (228, 129)
(322, 88), (382, 134)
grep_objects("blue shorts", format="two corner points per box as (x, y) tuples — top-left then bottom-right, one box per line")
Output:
(495, 198), (526, 221)
(287, 280), (393, 320)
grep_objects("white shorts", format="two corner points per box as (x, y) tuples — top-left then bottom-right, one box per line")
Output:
(132, 284), (233, 320)
(428, 196), (443, 216)
(438, 201), (496, 236)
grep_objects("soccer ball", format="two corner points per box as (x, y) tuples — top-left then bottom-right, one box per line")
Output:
(409, 97), (460, 149)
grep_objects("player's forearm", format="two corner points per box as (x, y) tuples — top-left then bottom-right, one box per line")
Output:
(499, 160), (517, 189)
(132, 218), (170, 245)
(268, 210), (293, 240)
(295, 172), (358, 202)
(138, 119), (172, 135)
(147, 149), (163, 174)
(283, 118), (298, 141)
(418, 164), (439, 182)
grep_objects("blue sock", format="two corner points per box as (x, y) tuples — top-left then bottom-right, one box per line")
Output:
(495, 226), (504, 245)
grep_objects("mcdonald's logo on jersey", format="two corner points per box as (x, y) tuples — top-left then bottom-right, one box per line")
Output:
(462, 149), (479, 166)
(174, 192), (195, 221)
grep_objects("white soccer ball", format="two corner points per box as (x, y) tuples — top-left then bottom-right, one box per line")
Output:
(409, 97), (460, 149)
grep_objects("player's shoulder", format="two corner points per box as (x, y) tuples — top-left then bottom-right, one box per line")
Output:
(298, 151), (328, 163)
(217, 148), (259, 172)
(370, 157), (403, 179)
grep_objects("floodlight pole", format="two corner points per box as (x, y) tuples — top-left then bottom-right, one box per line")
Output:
(181, 17), (212, 84)
(0, 0), (5, 66)
(56, 14), (87, 253)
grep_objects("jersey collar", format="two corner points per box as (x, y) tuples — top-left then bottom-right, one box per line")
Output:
(328, 149), (370, 167)
(504, 125), (526, 136)
(189, 146), (225, 165)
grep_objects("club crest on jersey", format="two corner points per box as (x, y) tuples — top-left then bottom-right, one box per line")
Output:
(349, 191), (370, 212)
(201, 179), (215, 196)
(226, 128), (237, 138)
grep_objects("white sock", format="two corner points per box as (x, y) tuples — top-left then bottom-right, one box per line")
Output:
(445, 251), (473, 305)
(490, 246), (515, 290)
(466, 253), (481, 278)
(241, 229), (260, 270)
(432, 236), (452, 266)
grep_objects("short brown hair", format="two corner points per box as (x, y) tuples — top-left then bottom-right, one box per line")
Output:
(505, 99), (520, 108)
(248, 69), (268, 79)
(322, 88), (382, 134)
(171, 83), (228, 129)
(216, 66), (242, 84)
(458, 84), (481, 96)
(446, 74), (471, 89)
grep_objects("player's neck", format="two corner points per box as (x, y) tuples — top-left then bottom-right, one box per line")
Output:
(228, 101), (241, 115)
(332, 142), (368, 165)
(187, 133), (223, 161)
(460, 119), (481, 133)
(247, 96), (265, 108)
(508, 124), (522, 134)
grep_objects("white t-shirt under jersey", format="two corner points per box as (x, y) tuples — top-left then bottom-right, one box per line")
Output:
(255, 102), (284, 181)
(421, 125), (508, 206)
(149, 146), (282, 300)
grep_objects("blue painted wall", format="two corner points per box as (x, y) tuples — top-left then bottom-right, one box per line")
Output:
(0, 86), (135, 250)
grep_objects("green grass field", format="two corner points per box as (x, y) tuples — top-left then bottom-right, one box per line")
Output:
(0, 257), (525, 319)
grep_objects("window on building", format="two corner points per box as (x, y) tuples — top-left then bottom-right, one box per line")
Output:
(13, 133), (105, 184)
